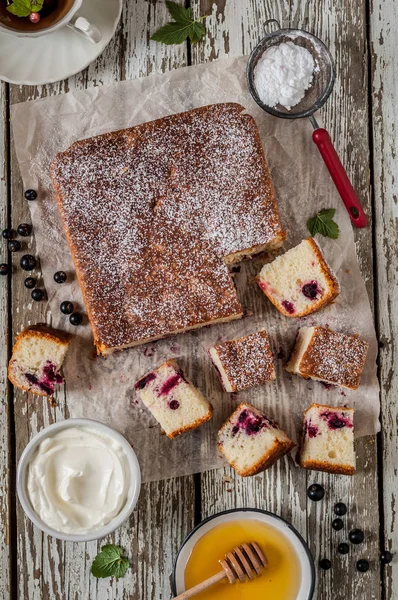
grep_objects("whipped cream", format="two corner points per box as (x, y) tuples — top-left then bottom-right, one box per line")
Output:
(27, 426), (130, 534)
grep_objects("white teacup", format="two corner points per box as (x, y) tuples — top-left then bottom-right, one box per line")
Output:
(0, 0), (102, 43)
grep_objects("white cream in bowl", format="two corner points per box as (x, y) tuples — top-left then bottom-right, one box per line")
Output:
(17, 419), (141, 542)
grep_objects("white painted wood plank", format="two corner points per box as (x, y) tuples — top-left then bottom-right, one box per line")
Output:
(370, 0), (398, 598)
(9, 3), (193, 599)
(192, 1), (381, 599)
(0, 82), (11, 600)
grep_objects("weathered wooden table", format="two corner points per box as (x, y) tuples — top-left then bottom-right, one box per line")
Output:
(0, 1), (396, 598)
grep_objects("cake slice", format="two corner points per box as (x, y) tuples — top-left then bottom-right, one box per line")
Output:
(286, 326), (369, 389)
(134, 359), (212, 439)
(298, 403), (355, 475)
(257, 238), (340, 317)
(209, 329), (275, 392)
(217, 403), (294, 476)
(8, 324), (72, 397)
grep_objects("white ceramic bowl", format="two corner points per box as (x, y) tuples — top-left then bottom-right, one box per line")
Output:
(17, 418), (141, 542)
(172, 508), (315, 599)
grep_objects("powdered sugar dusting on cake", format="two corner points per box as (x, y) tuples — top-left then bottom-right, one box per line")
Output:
(300, 327), (369, 388)
(51, 103), (285, 353)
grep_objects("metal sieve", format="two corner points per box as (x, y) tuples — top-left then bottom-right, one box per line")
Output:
(247, 19), (367, 228)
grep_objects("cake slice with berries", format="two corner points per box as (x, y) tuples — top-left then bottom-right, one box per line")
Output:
(217, 403), (294, 476)
(257, 238), (340, 317)
(209, 329), (276, 392)
(285, 326), (369, 389)
(134, 359), (212, 439)
(8, 325), (72, 397)
(298, 403), (355, 475)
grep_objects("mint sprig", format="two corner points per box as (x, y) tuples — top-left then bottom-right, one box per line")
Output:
(7, 0), (43, 17)
(91, 545), (130, 579)
(151, 1), (206, 45)
(307, 208), (340, 239)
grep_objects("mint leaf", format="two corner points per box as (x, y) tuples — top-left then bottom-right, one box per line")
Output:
(91, 545), (130, 579)
(151, 1), (207, 45)
(165, 1), (192, 23)
(307, 208), (340, 239)
(7, 0), (43, 16)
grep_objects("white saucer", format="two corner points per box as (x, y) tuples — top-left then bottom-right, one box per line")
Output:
(0, 0), (122, 86)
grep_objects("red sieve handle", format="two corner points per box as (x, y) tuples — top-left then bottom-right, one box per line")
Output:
(312, 128), (368, 228)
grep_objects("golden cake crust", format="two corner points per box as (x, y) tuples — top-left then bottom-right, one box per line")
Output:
(51, 103), (285, 355)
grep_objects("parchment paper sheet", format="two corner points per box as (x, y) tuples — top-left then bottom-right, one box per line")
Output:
(11, 56), (379, 482)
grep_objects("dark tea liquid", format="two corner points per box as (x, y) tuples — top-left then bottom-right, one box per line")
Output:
(0, 0), (75, 32)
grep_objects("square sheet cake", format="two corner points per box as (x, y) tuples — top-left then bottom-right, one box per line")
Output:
(51, 103), (285, 355)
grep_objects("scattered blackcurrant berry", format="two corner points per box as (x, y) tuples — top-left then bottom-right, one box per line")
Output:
(31, 288), (45, 301)
(380, 551), (393, 564)
(0, 263), (9, 276)
(60, 301), (74, 315)
(20, 254), (37, 271)
(25, 189), (37, 201)
(8, 240), (21, 252)
(24, 277), (36, 289)
(332, 518), (344, 531)
(54, 271), (67, 284)
(2, 228), (14, 239)
(307, 484), (325, 501)
(356, 559), (369, 573)
(319, 558), (332, 570)
(349, 529), (365, 545)
(17, 223), (32, 237)
(334, 503), (347, 516)
(69, 312), (82, 326)
(338, 543), (349, 555)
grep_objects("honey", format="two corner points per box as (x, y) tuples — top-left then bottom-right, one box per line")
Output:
(184, 519), (301, 599)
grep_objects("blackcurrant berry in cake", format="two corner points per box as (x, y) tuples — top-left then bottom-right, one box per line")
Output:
(302, 281), (319, 300)
(380, 551), (393, 564)
(24, 277), (36, 289)
(69, 312), (83, 326)
(356, 559), (369, 572)
(338, 543), (349, 555)
(31, 289), (45, 301)
(168, 400), (180, 410)
(334, 502), (347, 516)
(8, 240), (21, 252)
(2, 228), (15, 239)
(307, 483), (325, 501)
(282, 300), (295, 314)
(54, 271), (67, 284)
(332, 518), (344, 531)
(60, 301), (74, 315)
(0, 263), (9, 276)
(20, 254), (37, 271)
(25, 189), (37, 201)
(349, 529), (364, 544)
(17, 223), (32, 237)
(319, 558), (332, 570)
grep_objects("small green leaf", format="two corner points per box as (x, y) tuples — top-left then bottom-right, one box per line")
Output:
(7, 0), (44, 16)
(307, 208), (340, 239)
(151, 21), (192, 45)
(91, 544), (130, 579)
(189, 20), (206, 43)
(165, 0), (192, 23)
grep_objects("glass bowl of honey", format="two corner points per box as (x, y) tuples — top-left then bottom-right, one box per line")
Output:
(172, 508), (315, 600)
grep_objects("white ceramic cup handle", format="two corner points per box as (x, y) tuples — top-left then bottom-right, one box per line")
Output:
(67, 15), (102, 43)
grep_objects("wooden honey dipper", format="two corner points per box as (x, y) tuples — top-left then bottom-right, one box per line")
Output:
(174, 541), (267, 599)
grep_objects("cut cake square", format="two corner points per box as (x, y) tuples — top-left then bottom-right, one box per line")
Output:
(209, 329), (275, 392)
(257, 238), (340, 317)
(285, 326), (369, 390)
(51, 103), (285, 355)
(217, 402), (294, 476)
(8, 324), (72, 397)
(298, 403), (355, 475)
(134, 359), (212, 439)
